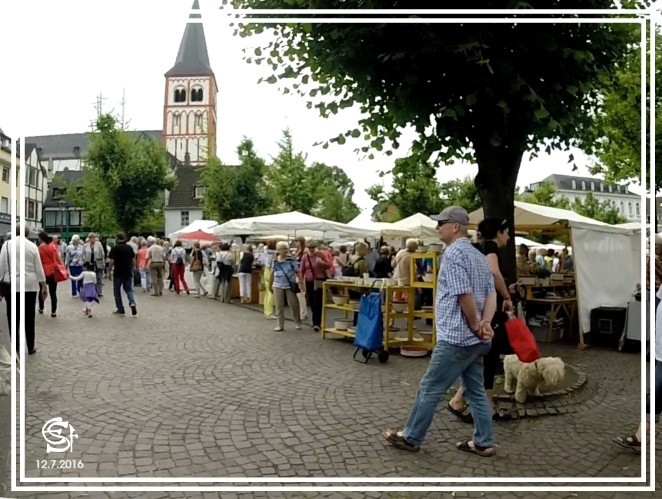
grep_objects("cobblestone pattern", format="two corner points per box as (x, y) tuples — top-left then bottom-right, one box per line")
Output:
(0, 283), (657, 498)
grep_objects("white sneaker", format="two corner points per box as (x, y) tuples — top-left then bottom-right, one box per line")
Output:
(274, 327), (284, 332)
(266, 315), (278, 320)
(295, 325), (302, 330)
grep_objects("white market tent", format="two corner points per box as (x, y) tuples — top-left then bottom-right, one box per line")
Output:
(347, 212), (413, 238)
(468, 200), (610, 227)
(469, 201), (640, 342)
(391, 212), (440, 240)
(213, 211), (379, 239)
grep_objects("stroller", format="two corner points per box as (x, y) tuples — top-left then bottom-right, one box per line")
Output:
(353, 280), (390, 364)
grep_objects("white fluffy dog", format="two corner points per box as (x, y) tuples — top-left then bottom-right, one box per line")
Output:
(503, 355), (565, 403)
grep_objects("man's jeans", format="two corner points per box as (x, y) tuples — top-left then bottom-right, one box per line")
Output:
(403, 340), (495, 448)
(113, 275), (136, 313)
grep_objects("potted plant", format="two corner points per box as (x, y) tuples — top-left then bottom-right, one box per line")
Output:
(534, 266), (551, 286)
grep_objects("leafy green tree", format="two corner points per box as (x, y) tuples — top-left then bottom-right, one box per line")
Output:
(571, 192), (628, 224)
(68, 114), (175, 235)
(199, 157), (238, 222)
(581, 31), (662, 190)
(233, 138), (272, 217)
(232, 0), (640, 281)
(439, 177), (483, 214)
(265, 129), (317, 213)
(308, 163), (361, 222)
(517, 181), (570, 209)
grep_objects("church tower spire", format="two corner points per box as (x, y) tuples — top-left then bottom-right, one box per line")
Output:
(163, 0), (217, 166)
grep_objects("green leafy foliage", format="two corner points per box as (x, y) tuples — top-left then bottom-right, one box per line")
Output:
(571, 192), (628, 224)
(201, 131), (360, 223)
(517, 181), (570, 209)
(71, 114), (175, 235)
(579, 30), (662, 191)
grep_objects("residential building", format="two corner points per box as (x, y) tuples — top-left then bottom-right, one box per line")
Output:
(21, 142), (49, 232)
(0, 128), (13, 235)
(526, 174), (642, 223)
(42, 169), (92, 239)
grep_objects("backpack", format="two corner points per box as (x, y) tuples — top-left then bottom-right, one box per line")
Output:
(342, 257), (364, 277)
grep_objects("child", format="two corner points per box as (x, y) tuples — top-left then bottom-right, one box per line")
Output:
(69, 262), (99, 317)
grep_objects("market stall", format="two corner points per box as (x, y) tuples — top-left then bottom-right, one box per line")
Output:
(468, 201), (641, 349)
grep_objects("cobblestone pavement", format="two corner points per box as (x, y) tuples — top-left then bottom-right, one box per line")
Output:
(0, 281), (659, 498)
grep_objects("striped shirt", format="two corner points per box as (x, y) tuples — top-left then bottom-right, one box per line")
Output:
(436, 237), (495, 347)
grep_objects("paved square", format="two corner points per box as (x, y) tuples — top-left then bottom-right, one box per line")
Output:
(0, 281), (658, 498)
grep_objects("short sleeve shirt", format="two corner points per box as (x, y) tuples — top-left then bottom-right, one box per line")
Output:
(271, 257), (299, 289)
(109, 243), (136, 279)
(436, 238), (495, 347)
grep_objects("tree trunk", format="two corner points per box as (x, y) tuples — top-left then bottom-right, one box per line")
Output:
(473, 143), (524, 286)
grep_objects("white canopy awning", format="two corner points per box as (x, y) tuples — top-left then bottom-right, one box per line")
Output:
(213, 211), (378, 238)
(391, 212), (439, 239)
(468, 201), (609, 228)
(347, 211), (413, 238)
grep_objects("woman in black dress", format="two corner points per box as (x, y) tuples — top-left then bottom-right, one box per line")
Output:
(448, 217), (515, 422)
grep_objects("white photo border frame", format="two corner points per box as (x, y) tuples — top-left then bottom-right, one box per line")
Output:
(12, 3), (655, 493)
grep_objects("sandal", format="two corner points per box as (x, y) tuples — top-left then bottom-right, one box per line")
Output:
(456, 440), (496, 457)
(383, 428), (420, 452)
(614, 435), (641, 450)
(447, 403), (474, 424)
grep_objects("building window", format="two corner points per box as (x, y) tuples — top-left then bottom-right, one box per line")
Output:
(174, 88), (187, 103)
(195, 113), (203, 127)
(194, 186), (205, 198)
(636, 203), (640, 216)
(571, 180), (576, 189)
(600, 183), (604, 192)
(628, 202), (633, 216)
(191, 88), (204, 102)
(69, 210), (81, 226)
(0, 197), (7, 213)
(26, 199), (35, 219)
(608, 185), (612, 193)
(620, 201), (625, 214)
(44, 210), (58, 227)
(581, 180), (586, 190)
(173, 114), (181, 126)
(1, 168), (8, 183)
(180, 210), (189, 227)
(590, 181), (595, 191)
(28, 168), (37, 187)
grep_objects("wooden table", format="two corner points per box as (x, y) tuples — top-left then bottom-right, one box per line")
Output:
(526, 297), (581, 347)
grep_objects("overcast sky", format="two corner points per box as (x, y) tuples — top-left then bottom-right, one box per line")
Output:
(0, 0), (649, 212)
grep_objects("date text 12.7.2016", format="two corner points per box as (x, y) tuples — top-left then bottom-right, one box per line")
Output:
(36, 459), (84, 469)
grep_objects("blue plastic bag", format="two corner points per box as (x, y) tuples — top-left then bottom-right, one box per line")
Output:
(354, 291), (384, 351)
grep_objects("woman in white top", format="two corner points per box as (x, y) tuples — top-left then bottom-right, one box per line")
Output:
(614, 284), (662, 450)
(170, 241), (190, 295)
(68, 262), (99, 317)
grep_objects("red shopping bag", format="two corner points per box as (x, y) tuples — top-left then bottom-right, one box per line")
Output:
(504, 314), (540, 363)
(54, 263), (69, 283)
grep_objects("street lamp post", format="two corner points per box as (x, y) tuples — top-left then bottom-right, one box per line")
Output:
(58, 199), (65, 237)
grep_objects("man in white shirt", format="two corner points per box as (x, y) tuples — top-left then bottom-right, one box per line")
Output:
(0, 224), (47, 355)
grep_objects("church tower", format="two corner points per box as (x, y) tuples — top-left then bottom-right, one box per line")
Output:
(163, 0), (217, 166)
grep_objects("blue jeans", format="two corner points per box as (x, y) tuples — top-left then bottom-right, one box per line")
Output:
(113, 275), (136, 313)
(646, 360), (662, 422)
(69, 265), (83, 296)
(403, 340), (495, 448)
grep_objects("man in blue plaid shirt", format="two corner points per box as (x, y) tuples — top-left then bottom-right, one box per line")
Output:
(384, 206), (498, 457)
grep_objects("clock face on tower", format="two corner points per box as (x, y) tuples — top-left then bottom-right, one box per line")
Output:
(163, 0), (217, 166)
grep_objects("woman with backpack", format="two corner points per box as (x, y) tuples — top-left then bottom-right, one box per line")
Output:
(170, 240), (190, 295)
(299, 240), (332, 332)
